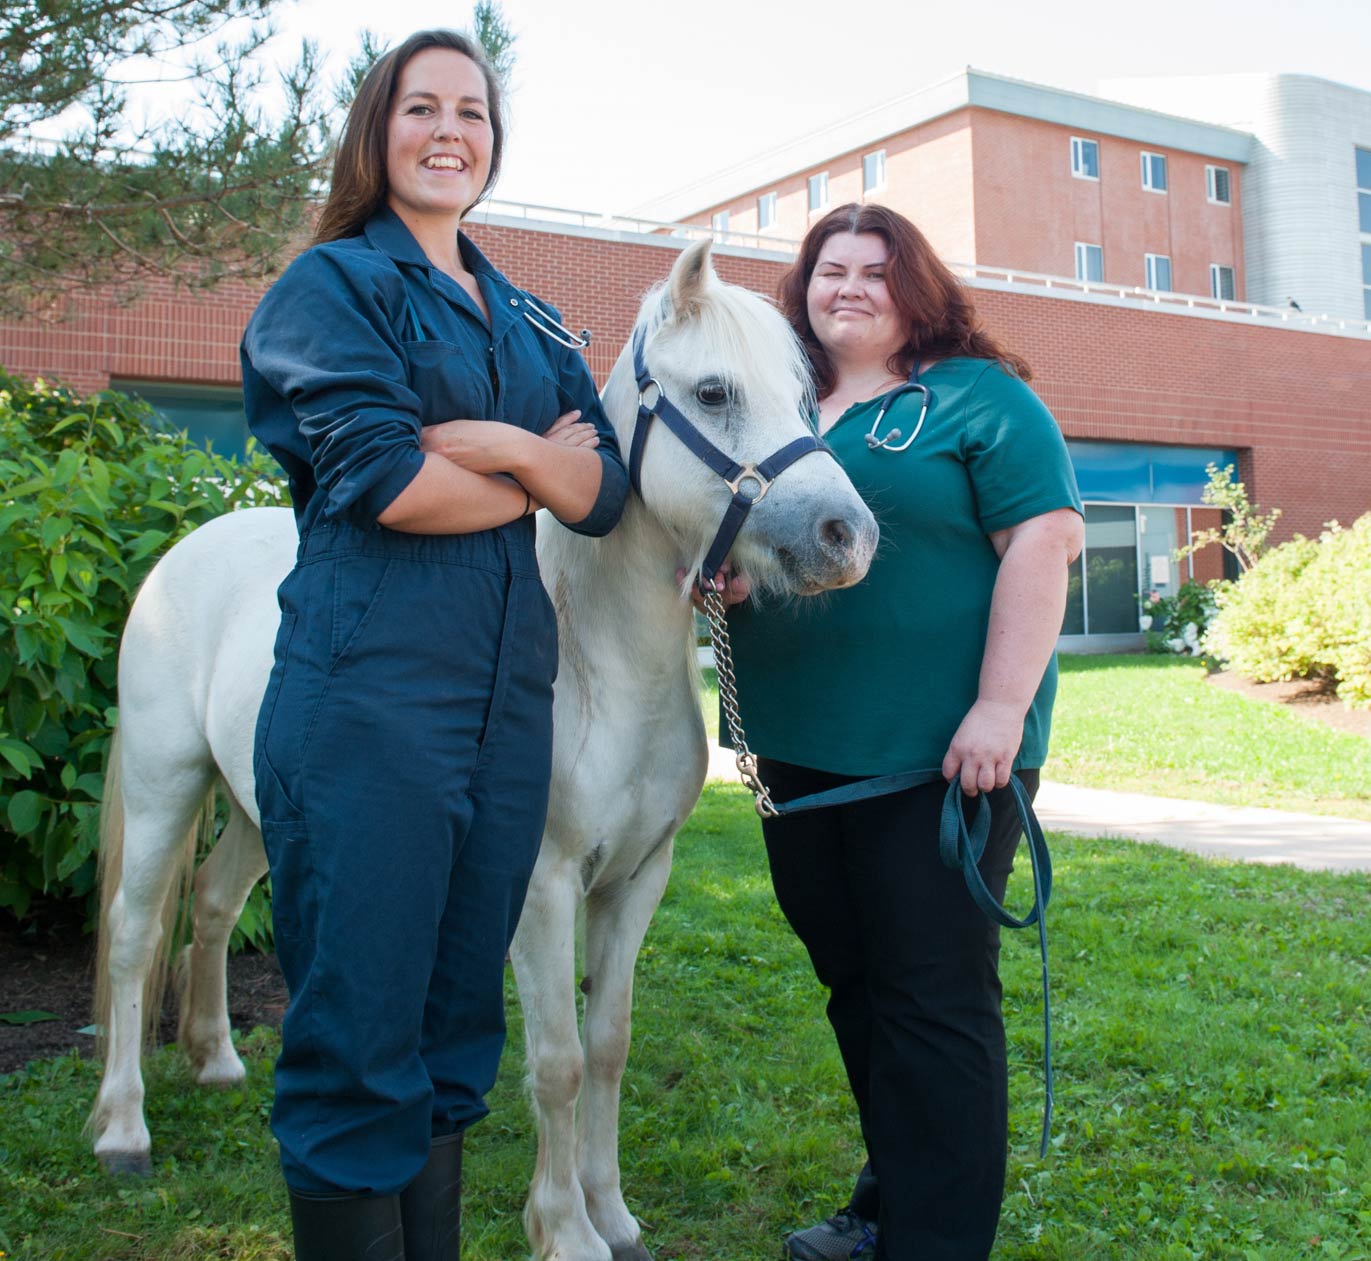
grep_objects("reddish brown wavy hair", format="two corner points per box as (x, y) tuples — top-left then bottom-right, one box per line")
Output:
(314, 29), (505, 245)
(779, 202), (1030, 397)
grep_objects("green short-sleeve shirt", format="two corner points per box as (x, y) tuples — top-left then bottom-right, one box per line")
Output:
(725, 357), (1082, 776)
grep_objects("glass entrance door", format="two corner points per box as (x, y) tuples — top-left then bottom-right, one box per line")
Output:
(1138, 506), (1182, 600)
(1062, 504), (1142, 636)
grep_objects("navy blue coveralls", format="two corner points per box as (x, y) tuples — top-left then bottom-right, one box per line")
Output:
(241, 206), (627, 1197)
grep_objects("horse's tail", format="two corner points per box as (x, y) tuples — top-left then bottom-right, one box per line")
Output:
(92, 728), (210, 1060)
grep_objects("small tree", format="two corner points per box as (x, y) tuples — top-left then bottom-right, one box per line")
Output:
(1, 1), (517, 317)
(1175, 463), (1282, 573)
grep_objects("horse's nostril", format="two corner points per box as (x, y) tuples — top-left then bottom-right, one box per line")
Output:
(820, 517), (854, 551)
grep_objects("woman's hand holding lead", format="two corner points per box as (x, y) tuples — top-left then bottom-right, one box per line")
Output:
(941, 698), (1023, 797)
(674, 564), (752, 612)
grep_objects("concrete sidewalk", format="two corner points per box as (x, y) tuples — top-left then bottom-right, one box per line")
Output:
(705, 742), (1371, 873)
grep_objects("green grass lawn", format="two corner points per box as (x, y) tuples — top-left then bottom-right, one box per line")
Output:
(4, 783), (1370, 1259)
(1046, 654), (1371, 820)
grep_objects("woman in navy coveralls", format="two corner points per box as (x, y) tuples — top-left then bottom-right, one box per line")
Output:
(241, 30), (627, 1261)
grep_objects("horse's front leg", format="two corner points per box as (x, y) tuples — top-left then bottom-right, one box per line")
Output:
(511, 850), (613, 1261)
(177, 792), (268, 1086)
(578, 840), (675, 1261)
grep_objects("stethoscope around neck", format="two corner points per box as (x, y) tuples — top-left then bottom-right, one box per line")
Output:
(864, 360), (934, 453)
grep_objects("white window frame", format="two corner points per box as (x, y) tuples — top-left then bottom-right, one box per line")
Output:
(862, 149), (887, 194)
(1210, 264), (1236, 301)
(757, 191), (777, 231)
(1358, 148), (1371, 303)
(1361, 242), (1371, 322)
(808, 171), (830, 213)
(1140, 151), (1168, 193)
(1206, 164), (1231, 205)
(1145, 253), (1172, 292)
(1075, 242), (1104, 283)
(711, 210), (730, 240)
(1071, 136), (1099, 181)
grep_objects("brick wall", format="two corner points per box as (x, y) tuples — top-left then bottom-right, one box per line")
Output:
(969, 110), (1245, 295)
(2, 221), (1367, 543)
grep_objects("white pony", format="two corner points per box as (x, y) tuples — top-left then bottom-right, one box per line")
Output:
(89, 241), (878, 1261)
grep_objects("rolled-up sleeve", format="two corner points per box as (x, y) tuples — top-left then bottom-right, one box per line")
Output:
(243, 248), (426, 527)
(551, 342), (628, 537)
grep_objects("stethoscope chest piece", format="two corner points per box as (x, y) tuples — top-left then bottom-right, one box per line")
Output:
(865, 363), (933, 454)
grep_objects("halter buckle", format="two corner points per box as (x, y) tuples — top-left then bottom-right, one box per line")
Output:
(638, 379), (662, 411)
(725, 463), (771, 504)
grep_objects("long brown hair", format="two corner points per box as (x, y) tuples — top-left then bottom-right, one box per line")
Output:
(314, 29), (505, 244)
(779, 202), (1030, 397)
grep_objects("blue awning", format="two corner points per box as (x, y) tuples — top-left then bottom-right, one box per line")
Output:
(1066, 440), (1239, 505)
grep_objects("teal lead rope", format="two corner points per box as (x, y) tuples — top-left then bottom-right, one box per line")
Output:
(769, 770), (1054, 1158)
(703, 591), (1055, 1158)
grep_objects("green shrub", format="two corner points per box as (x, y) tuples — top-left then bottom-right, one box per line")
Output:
(1205, 515), (1371, 708)
(1303, 517), (1371, 707)
(0, 370), (285, 933)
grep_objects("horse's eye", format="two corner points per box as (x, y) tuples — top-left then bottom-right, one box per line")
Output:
(695, 381), (729, 408)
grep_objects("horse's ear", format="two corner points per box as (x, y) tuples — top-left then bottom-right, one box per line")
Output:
(668, 239), (714, 320)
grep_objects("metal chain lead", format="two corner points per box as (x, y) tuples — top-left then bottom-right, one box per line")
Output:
(703, 588), (778, 818)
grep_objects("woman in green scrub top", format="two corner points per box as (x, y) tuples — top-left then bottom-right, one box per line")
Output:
(722, 203), (1083, 1261)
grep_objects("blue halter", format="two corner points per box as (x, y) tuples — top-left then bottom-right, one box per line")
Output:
(628, 326), (833, 592)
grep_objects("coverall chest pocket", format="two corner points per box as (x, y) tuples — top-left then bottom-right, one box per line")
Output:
(403, 339), (491, 425)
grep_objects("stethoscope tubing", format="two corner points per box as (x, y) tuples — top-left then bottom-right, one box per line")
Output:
(865, 361), (933, 453)
(521, 296), (592, 349)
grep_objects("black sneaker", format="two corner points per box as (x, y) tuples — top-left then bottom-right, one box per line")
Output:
(784, 1209), (878, 1259)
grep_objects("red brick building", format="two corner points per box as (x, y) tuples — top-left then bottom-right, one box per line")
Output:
(3, 209), (1369, 646)
(647, 71), (1252, 311)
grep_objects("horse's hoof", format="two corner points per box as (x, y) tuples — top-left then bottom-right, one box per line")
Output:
(610, 1243), (652, 1261)
(195, 1061), (247, 1088)
(98, 1150), (152, 1177)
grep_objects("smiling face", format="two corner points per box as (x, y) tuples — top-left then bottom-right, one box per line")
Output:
(385, 47), (493, 227)
(805, 231), (907, 369)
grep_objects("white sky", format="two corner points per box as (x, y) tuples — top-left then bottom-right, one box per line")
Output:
(94, 0), (1371, 217)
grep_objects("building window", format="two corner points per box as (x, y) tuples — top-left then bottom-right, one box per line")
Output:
(1358, 150), (1371, 318)
(1357, 147), (1371, 234)
(808, 171), (829, 213)
(1071, 137), (1099, 180)
(862, 149), (886, 193)
(757, 191), (777, 230)
(113, 380), (250, 458)
(1206, 164), (1231, 204)
(1145, 254), (1172, 292)
(1140, 151), (1168, 192)
(1075, 242), (1103, 283)
(711, 210), (730, 239)
(1210, 264), (1236, 301)
(1362, 242), (1371, 321)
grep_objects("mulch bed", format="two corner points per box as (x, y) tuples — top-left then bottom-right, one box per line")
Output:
(0, 900), (285, 1075)
(1205, 669), (1371, 741)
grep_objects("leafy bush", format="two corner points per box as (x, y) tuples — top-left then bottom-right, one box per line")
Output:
(0, 371), (285, 933)
(1302, 517), (1371, 707)
(1205, 515), (1371, 708)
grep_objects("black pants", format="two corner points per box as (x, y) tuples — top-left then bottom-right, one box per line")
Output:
(759, 759), (1039, 1261)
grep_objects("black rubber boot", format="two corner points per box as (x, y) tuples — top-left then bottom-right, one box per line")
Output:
(400, 1133), (463, 1261)
(288, 1189), (404, 1261)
